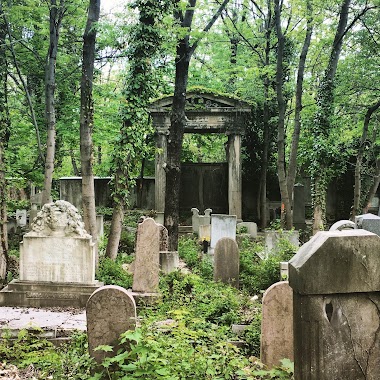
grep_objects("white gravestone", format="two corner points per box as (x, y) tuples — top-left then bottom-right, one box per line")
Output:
(19, 201), (96, 284)
(16, 209), (27, 227)
(210, 214), (237, 255)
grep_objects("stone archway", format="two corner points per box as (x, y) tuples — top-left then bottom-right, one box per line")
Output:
(149, 91), (251, 220)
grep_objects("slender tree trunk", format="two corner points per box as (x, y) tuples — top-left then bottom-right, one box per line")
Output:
(165, 0), (229, 249)
(312, 0), (351, 233)
(0, 4), (10, 283)
(287, 0), (313, 199)
(274, 0), (292, 229)
(353, 100), (380, 218)
(42, 0), (64, 205)
(363, 158), (380, 214)
(80, 0), (100, 246)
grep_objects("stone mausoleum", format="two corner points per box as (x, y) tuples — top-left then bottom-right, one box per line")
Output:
(149, 90), (251, 220)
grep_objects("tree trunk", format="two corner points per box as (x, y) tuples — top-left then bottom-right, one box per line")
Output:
(165, 44), (190, 250)
(0, 4), (10, 283)
(286, 0), (313, 200)
(274, 0), (292, 229)
(363, 158), (380, 214)
(80, 0), (100, 246)
(352, 100), (380, 219)
(312, 0), (351, 231)
(41, 0), (64, 206)
(106, 202), (124, 261)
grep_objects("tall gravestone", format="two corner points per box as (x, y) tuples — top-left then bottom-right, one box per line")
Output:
(210, 214), (237, 254)
(289, 230), (380, 380)
(132, 218), (160, 293)
(260, 281), (293, 368)
(0, 200), (102, 308)
(213, 237), (239, 288)
(87, 285), (137, 364)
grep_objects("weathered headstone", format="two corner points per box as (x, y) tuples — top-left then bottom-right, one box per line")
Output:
(0, 200), (102, 307)
(237, 221), (257, 238)
(260, 281), (293, 368)
(87, 285), (136, 364)
(132, 218), (160, 293)
(264, 230), (299, 257)
(213, 237), (239, 288)
(191, 208), (200, 233)
(96, 214), (104, 237)
(210, 214), (237, 254)
(160, 251), (179, 274)
(280, 261), (289, 280)
(16, 209), (27, 227)
(355, 213), (380, 236)
(289, 230), (380, 380)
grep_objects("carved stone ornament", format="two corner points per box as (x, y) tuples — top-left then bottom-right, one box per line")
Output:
(28, 200), (90, 237)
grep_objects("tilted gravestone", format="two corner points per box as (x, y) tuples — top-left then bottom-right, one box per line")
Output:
(86, 285), (136, 364)
(132, 218), (160, 293)
(213, 237), (239, 288)
(289, 230), (380, 380)
(260, 281), (293, 368)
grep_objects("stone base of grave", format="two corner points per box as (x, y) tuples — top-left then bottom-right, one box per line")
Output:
(130, 292), (162, 306)
(0, 279), (103, 308)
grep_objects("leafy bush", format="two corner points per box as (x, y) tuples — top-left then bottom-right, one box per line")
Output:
(96, 257), (133, 289)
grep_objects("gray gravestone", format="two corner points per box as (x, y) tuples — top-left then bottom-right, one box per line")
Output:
(289, 230), (380, 380)
(16, 209), (27, 227)
(293, 183), (306, 230)
(264, 230), (299, 257)
(191, 208), (200, 233)
(132, 218), (160, 293)
(213, 237), (239, 288)
(160, 251), (179, 274)
(86, 285), (136, 364)
(355, 213), (380, 236)
(210, 214), (237, 254)
(237, 222), (257, 238)
(261, 281), (293, 368)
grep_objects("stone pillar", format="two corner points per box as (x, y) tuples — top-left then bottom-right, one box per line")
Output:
(227, 134), (242, 220)
(155, 131), (167, 213)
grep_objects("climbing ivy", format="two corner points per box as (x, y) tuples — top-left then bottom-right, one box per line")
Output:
(110, 0), (173, 206)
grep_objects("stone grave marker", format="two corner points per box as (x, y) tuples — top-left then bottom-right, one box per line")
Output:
(87, 285), (136, 364)
(213, 237), (239, 288)
(191, 208), (200, 233)
(16, 209), (27, 227)
(293, 183), (306, 230)
(158, 223), (179, 274)
(0, 200), (102, 308)
(260, 281), (293, 368)
(289, 229), (380, 380)
(210, 214), (237, 255)
(355, 213), (380, 236)
(237, 222), (257, 238)
(264, 230), (299, 257)
(132, 218), (160, 293)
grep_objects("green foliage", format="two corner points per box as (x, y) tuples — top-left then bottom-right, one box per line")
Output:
(96, 257), (133, 289)
(93, 321), (248, 380)
(239, 235), (296, 295)
(0, 329), (94, 379)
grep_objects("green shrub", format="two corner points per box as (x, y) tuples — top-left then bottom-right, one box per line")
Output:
(96, 257), (133, 289)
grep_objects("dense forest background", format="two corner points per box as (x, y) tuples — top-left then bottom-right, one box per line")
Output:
(0, 0), (379, 266)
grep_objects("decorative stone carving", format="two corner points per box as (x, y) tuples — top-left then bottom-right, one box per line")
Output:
(29, 200), (89, 237)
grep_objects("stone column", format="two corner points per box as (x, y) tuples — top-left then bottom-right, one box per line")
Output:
(227, 134), (242, 220)
(155, 131), (167, 213)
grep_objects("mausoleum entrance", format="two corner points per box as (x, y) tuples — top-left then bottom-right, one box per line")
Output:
(149, 91), (251, 220)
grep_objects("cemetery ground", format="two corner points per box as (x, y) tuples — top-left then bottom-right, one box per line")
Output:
(1, 209), (296, 380)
